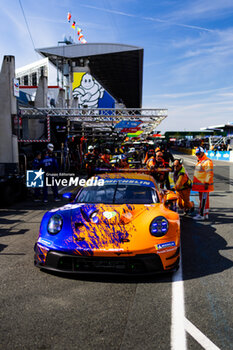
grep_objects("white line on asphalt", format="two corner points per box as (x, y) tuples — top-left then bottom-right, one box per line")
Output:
(184, 318), (221, 350)
(171, 252), (187, 350)
(171, 226), (222, 350)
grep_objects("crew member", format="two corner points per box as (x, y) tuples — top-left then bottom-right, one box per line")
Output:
(145, 149), (155, 168)
(100, 149), (111, 165)
(32, 151), (42, 201)
(192, 147), (214, 220)
(161, 145), (174, 190)
(41, 143), (60, 202)
(173, 159), (194, 214)
(148, 151), (171, 189)
(84, 145), (97, 175)
(119, 155), (129, 169)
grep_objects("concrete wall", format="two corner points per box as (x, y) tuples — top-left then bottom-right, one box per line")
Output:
(28, 75), (48, 139)
(0, 55), (18, 170)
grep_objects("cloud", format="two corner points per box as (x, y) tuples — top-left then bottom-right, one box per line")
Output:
(143, 84), (233, 132)
(1, 5), (27, 37)
(81, 4), (136, 18)
(165, 0), (233, 22)
(146, 86), (233, 99)
(80, 4), (213, 32)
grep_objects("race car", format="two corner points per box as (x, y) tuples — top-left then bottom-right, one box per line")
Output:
(34, 172), (180, 275)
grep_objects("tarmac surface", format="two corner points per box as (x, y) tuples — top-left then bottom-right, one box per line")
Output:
(0, 153), (232, 350)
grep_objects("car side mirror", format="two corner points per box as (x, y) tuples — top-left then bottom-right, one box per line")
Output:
(62, 192), (74, 201)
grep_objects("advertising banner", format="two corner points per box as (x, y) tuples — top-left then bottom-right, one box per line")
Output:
(206, 151), (230, 161)
(120, 127), (141, 133)
(114, 121), (141, 129)
(72, 72), (115, 108)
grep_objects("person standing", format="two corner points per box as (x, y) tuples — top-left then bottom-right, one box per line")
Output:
(161, 145), (174, 190)
(145, 149), (156, 169)
(41, 143), (60, 202)
(192, 147), (214, 220)
(84, 145), (99, 176)
(143, 148), (154, 165)
(32, 151), (42, 201)
(147, 151), (168, 189)
(173, 159), (194, 214)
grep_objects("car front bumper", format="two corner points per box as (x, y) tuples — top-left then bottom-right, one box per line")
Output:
(34, 244), (179, 275)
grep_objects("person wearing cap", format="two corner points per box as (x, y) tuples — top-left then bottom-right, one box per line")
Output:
(192, 147), (214, 220)
(173, 159), (194, 214)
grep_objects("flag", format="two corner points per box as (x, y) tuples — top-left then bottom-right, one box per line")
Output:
(71, 21), (76, 29)
(67, 12), (71, 22)
(77, 27), (82, 36)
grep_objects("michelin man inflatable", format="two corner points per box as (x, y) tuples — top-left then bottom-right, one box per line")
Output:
(73, 73), (104, 108)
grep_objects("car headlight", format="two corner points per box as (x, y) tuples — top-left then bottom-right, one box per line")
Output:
(150, 216), (169, 237)
(47, 214), (63, 235)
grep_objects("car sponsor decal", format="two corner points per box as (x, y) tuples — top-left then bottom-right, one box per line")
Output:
(155, 241), (176, 250)
(38, 238), (52, 246)
(103, 179), (154, 187)
(103, 211), (117, 219)
(50, 203), (84, 213)
(156, 247), (177, 254)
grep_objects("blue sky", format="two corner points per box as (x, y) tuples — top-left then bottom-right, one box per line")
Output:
(1, 0), (233, 132)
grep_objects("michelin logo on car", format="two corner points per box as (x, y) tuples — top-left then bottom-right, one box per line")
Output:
(156, 241), (176, 250)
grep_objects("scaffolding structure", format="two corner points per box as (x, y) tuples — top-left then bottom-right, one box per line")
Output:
(18, 107), (168, 141)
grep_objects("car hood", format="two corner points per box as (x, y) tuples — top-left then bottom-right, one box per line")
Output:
(70, 203), (156, 253)
(71, 203), (152, 225)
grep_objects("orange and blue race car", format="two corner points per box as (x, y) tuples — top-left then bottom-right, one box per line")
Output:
(34, 172), (180, 275)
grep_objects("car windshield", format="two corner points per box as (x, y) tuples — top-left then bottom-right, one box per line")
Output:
(76, 184), (159, 204)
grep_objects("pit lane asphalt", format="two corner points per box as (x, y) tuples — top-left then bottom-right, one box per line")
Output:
(0, 155), (232, 350)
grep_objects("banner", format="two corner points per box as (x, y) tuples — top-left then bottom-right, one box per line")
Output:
(72, 72), (115, 108)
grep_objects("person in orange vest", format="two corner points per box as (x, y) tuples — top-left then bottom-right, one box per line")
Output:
(173, 159), (194, 214)
(100, 149), (111, 165)
(192, 147), (214, 220)
(145, 149), (156, 170)
(147, 151), (169, 189)
(143, 148), (154, 164)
